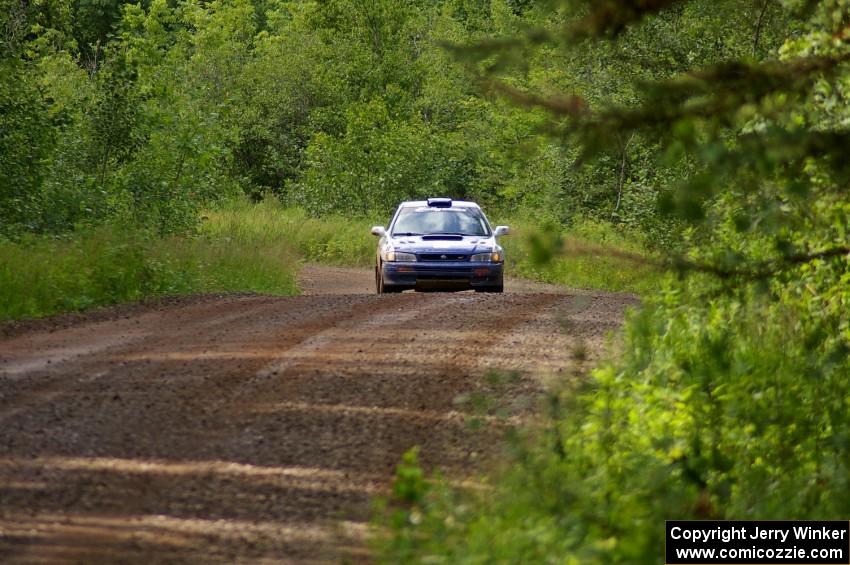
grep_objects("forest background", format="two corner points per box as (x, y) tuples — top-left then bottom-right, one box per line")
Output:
(3, 0), (850, 562)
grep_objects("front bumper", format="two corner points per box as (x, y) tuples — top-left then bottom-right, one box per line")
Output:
(382, 261), (503, 289)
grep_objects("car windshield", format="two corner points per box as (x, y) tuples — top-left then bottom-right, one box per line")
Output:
(392, 208), (490, 236)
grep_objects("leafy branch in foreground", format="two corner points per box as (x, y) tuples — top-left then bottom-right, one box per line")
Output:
(577, 53), (850, 133)
(439, 0), (685, 57)
(551, 236), (850, 282)
(567, 0), (684, 38)
(481, 52), (850, 124)
(483, 49), (850, 220)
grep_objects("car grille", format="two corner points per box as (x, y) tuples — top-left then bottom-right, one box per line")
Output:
(417, 253), (468, 261)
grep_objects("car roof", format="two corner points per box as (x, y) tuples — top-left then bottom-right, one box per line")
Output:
(398, 200), (481, 209)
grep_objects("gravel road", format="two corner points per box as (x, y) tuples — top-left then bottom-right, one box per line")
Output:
(0, 265), (638, 563)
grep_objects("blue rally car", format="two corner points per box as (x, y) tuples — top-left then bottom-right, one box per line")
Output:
(371, 198), (510, 293)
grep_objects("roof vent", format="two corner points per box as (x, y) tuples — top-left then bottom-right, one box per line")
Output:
(426, 197), (452, 208)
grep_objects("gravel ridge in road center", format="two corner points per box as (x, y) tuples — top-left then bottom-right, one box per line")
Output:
(0, 266), (637, 563)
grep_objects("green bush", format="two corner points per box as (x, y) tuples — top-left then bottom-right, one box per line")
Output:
(375, 264), (850, 563)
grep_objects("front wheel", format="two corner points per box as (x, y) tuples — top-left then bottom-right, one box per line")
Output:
(376, 265), (402, 294)
(475, 282), (504, 293)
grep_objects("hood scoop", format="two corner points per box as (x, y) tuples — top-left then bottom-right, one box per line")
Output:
(421, 234), (464, 241)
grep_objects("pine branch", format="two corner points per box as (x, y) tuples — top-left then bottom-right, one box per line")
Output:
(478, 53), (850, 133)
(481, 78), (588, 117)
(568, 0), (685, 39)
(438, 0), (685, 64)
(583, 54), (850, 134)
(560, 238), (850, 282)
(671, 247), (850, 280)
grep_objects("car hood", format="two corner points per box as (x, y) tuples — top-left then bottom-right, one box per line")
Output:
(388, 235), (496, 254)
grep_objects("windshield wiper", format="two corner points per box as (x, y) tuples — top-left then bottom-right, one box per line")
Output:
(392, 232), (422, 236)
(427, 232), (480, 236)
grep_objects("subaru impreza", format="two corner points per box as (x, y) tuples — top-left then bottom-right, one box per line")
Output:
(371, 198), (509, 293)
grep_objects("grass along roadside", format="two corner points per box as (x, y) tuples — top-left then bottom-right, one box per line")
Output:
(0, 199), (658, 321)
(0, 223), (299, 322)
(0, 199), (374, 321)
(202, 198), (376, 268)
(207, 198), (660, 294)
(498, 218), (660, 294)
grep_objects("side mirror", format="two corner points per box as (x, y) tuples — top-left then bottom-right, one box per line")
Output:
(371, 226), (386, 237)
(494, 226), (510, 237)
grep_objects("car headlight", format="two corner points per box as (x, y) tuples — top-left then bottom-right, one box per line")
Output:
(383, 250), (417, 262)
(471, 251), (502, 262)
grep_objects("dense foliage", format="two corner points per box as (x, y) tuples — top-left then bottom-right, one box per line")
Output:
(374, 1), (850, 563)
(3, 0), (786, 238)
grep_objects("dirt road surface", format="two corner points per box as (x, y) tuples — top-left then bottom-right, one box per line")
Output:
(0, 265), (637, 564)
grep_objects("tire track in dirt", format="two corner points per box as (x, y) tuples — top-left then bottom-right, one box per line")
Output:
(0, 267), (638, 563)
